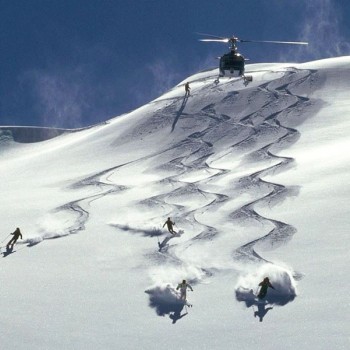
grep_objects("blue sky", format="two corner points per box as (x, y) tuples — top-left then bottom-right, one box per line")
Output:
(1, 0), (350, 128)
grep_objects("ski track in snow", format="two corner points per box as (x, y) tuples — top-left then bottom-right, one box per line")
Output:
(14, 67), (321, 310)
(140, 67), (321, 312)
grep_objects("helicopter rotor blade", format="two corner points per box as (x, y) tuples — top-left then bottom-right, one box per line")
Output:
(199, 38), (230, 43)
(197, 32), (308, 45)
(196, 32), (228, 40)
(239, 39), (308, 45)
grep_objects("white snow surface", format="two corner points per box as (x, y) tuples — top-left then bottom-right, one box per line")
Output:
(0, 57), (349, 350)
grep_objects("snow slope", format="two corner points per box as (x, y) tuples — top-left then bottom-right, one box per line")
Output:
(0, 57), (349, 350)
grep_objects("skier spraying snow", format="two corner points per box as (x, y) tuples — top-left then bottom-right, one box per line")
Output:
(163, 217), (176, 235)
(257, 277), (275, 299)
(6, 227), (23, 250)
(176, 279), (193, 302)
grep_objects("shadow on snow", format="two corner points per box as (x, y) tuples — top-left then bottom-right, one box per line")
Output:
(145, 285), (188, 324)
(235, 283), (296, 322)
(158, 230), (184, 251)
(111, 224), (163, 237)
(171, 95), (190, 132)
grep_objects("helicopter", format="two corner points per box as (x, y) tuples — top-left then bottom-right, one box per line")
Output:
(198, 33), (308, 82)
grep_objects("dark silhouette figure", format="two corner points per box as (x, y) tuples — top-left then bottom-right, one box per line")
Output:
(254, 303), (273, 322)
(158, 230), (183, 251)
(169, 307), (188, 324)
(158, 235), (171, 251)
(257, 277), (275, 299)
(7, 227), (22, 250)
(163, 217), (176, 235)
(171, 96), (189, 132)
(185, 82), (191, 96)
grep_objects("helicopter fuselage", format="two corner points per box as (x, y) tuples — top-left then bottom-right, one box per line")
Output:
(219, 51), (245, 77)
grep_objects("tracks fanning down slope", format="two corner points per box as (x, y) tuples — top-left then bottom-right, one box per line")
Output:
(4, 66), (321, 307)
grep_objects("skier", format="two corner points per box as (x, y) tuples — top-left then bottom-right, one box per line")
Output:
(257, 277), (275, 299)
(163, 217), (176, 235)
(185, 82), (191, 96)
(176, 279), (193, 301)
(6, 227), (23, 250)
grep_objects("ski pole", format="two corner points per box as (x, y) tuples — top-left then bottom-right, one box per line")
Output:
(1, 234), (10, 243)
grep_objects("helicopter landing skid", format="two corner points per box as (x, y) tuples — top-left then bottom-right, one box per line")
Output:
(214, 75), (252, 85)
(243, 75), (253, 82)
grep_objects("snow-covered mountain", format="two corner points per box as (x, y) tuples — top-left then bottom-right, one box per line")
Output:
(0, 57), (349, 350)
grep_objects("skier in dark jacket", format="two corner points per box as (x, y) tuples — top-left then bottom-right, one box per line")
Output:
(7, 227), (23, 249)
(185, 82), (191, 96)
(257, 277), (275, 299)
(163, 217), (176, 235)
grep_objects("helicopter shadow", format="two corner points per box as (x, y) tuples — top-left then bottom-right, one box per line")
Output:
(171, 95), (189, 132)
